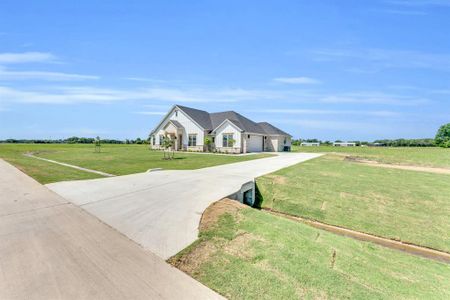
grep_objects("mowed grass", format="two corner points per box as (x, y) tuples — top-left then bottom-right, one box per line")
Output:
(292, 145), (450, 168)
(0, 144), (273, 184)
(170, 201), (450, 300)
(0, 144), (102, 184)
(256, 155), (450, 252)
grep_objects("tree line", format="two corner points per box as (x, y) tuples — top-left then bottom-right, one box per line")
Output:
(292, 123), (450, 148)
(1, 123), (449, 148)
(0, 136), (148, 144)
(292, 138), (435, 147)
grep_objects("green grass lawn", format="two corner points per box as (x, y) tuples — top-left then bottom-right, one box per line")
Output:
(256, 155), (450, 252)
(170, 201), (450, 300)
(292, 145), (450, 168)
(0, 144), (273, 184)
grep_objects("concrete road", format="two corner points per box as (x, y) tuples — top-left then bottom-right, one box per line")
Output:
(48, 153), (321, 259)
(0, 159), (223, 300)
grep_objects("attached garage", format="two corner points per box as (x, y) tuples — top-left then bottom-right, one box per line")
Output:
(246, 134), (263, 152)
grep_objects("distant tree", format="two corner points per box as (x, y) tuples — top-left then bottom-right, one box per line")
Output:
(291, 139), (301, 146)
(435, 123), (450, 148)
(135, 138), (143, 144)
(66, 136), (79, 144)
(94, 136), (101, 153)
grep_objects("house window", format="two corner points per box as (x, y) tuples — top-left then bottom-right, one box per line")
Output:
(159, 135), (164, 145)
(284, 137), (287, 145)
(152, 135), (155, 145)
(222, 133), (234, 147)
(188, 134), (197, 146)
(175, 110), (178, 117)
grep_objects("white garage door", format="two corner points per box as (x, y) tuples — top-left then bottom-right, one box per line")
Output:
(247, 135), (263, 152)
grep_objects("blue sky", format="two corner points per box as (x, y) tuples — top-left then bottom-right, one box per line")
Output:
(1, 0), (449, 141)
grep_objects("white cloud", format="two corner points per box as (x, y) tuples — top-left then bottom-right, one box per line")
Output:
(318, 91), (428, 105)
(0, 85), (429, 107)
(133, 111), (166, 116)
(124, 77), (168, 83)
(273, 77), (321, 84)
(273, 119), (371, 131)
(0, 52), (98, 81)
(143, 104), (171, 109)
(0, 86), (241, 105)
(0, 68), (99, 81)
(313, 48), (450, 71)
(386, 0), (450, 7)
(250, 108), (401, 117)
(0, 52), (57, 64)
(377, 9), (428, 15)
(431, 89), (450, 95)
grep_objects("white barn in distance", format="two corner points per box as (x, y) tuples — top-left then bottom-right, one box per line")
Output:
(150, 105), (292, 153)
(333, 142), (356, 147)
(301, 142), (320, 147)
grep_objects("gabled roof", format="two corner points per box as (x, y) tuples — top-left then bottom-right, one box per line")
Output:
(258, 122), (292, 137)
(210, 111), (266, 134)
(152, 105), (291, 137)
(175, 105), (212, 130)
(167, 120), (183, 128)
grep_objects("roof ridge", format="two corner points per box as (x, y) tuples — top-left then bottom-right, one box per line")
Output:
(175, 104), (209, 113)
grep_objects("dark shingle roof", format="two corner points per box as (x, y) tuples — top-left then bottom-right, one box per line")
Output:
(258, 122), (291, 136)
(176, 105), (212, 130)
(168, 120), (183, 128)
(209, 111), (267, 134)
(175, 105), (290, 136)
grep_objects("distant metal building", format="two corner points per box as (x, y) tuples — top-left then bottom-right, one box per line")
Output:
(333, 142), (356, 147)
(300, 142), (320, 147)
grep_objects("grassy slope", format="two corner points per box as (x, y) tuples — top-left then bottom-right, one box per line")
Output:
(292, 145), (450, 168)
(0, 144), (102, 184)
(171, 204), (450, 300)
(257, 155), (450, 252)
(0, 144), (272, 183)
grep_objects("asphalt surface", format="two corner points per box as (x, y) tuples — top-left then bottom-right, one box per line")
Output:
(47, 153), (322, 259)
(0, 159), (224, 300)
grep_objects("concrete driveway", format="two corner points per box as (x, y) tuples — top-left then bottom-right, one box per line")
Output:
(47, 153), (321, 259)
(0, 159), (223, 300)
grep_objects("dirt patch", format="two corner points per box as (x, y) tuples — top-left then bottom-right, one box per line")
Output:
(199, 198), (246, 232)
(170, 199), (247, 273)
(24, 150), (59, 156)
(344, 155), (450, 175)
(169, 240), (218, 274)
(330, 249), (337, 269)
(264, 174), (287, 185)
(224, 232), (258, 259)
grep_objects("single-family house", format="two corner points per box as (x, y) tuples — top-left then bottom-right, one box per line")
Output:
(149, 105), (292, 153)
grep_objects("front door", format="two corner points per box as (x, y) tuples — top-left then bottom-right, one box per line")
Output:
(178, 134), (182, 150)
